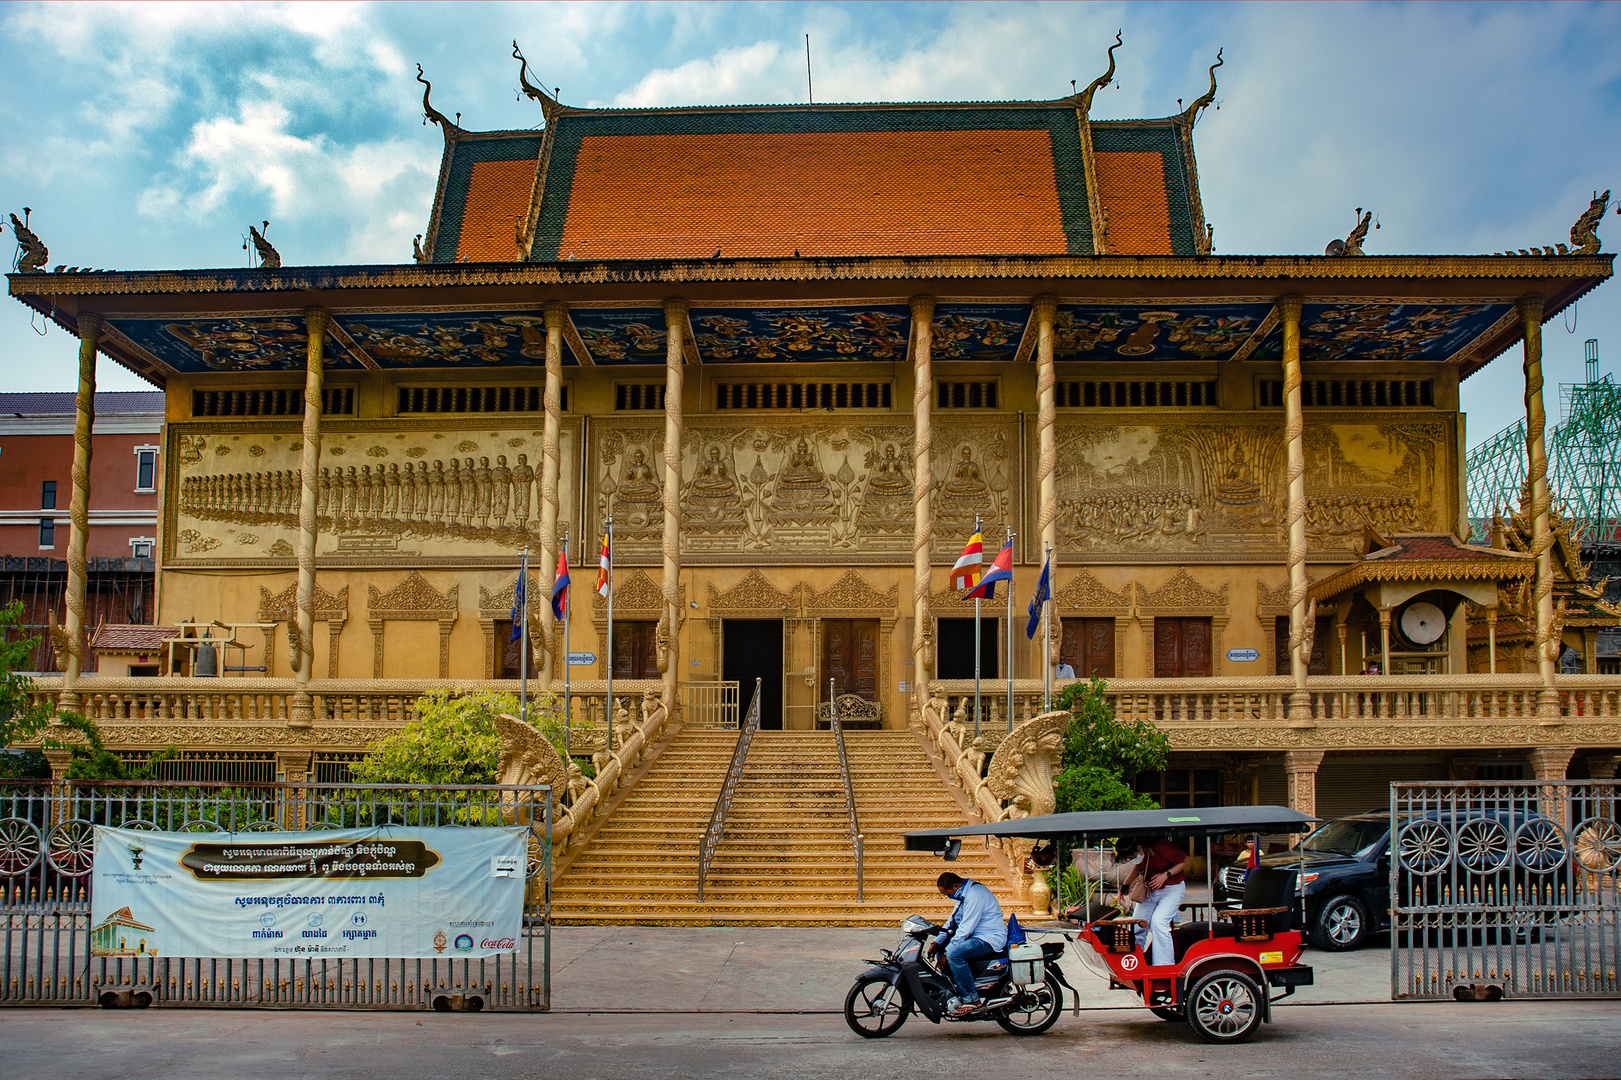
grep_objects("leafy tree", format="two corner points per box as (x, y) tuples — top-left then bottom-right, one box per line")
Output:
(352, 688), (588, 786)
(0, 600), (53, 777)
(1050, 677), (1170, 816)
(44, 711), (176, 781)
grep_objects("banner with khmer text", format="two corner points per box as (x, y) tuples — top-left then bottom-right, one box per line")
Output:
(91, 826), (527, 960)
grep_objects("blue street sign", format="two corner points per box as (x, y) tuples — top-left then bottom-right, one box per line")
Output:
(568, 652), (596, 666)
(1226, 648), (1260, 662)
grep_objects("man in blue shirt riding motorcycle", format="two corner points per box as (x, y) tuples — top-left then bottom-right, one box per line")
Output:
(924, 871), (1008, 1017)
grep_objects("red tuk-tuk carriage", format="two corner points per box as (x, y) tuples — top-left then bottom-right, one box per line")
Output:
(904, 805), (1318, 1043)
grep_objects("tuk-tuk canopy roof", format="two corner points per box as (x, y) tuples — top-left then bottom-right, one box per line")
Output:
(903, 805), (1318, 850)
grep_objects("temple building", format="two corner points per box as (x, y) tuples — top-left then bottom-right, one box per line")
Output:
(8, 44), (1619, 829)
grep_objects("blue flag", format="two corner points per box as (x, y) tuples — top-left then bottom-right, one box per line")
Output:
(1025, 555), (1051, 640)
(509, 565), (526, 642)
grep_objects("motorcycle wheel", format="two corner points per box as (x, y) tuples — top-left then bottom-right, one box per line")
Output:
(1186, 969), (1264, 1044)
(844, 976), (912, 1038)
(994, 974), (1063, 1036)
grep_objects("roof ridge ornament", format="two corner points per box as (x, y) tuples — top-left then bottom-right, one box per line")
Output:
(8, 208), (48, 274)
(1178, 48), (1222, 127)
(513, 41), (562, 122)
(243, 221), (280, 269)
(1325, 207), (1375, 257)
(416, 64), (459, 140)
(1075, 30), (1122, 118)
(1491, 189), (1609, 256)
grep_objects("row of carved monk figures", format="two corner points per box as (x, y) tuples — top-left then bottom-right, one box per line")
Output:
(178, 455), (540, 530)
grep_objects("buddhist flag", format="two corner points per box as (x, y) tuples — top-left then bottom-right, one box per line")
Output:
(950, 529), (984, 591)
(1025, 554), (1051, 640)
(964, 540), (1013, 601)
(551, 548), (571, 620)
(595, 530), (612, 598)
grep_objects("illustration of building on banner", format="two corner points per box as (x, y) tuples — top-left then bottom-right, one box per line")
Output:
(91, 906), (157, 957)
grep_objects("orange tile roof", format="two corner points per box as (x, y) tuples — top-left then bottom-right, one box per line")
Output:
(558, 130), (1068, 259)
(1094, 151), (1172, 255)
(454, 158), (536, 262)
(90, 624), (179, 653)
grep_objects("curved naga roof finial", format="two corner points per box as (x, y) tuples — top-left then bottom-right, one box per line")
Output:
(1178, 48), (1223, 127)
(1570, 189), (1611, 255)
(1075, 30), (1122, 117)
(416, 64), (458, 137)
(513, 41), (562, 121)
(8, 209), (48, 274)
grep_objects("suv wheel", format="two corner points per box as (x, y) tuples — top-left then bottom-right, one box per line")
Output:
(1313, 894), (1369, 951)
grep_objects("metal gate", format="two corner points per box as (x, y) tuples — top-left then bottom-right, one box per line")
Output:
(0, 779), (551, 1010)
(1391, 779), (1619, 1000)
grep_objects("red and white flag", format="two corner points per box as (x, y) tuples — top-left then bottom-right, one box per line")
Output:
(950, 528), (984, 592)
(595, 530), (612, 598)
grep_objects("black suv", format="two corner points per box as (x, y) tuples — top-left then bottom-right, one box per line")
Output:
(1215, 813), (1391, 951)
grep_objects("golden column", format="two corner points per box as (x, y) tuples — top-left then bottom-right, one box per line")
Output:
(1519, 295), (1559, 719)
(910, 295), (937, 719)
(1033, 295), (1059, 675)
(537, 300), (568, 688)
(660, 299), (688, 720)
(289, 308), (328, 728)
(1280, 296), (1312, 724)
(57, 313), (101, 713)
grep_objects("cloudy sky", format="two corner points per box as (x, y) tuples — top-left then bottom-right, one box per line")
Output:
(2, 1), (1618, 444)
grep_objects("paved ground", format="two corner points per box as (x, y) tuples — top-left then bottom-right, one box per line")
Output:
(3, 928), (1617, 1080)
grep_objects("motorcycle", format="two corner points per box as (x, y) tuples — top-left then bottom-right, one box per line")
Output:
(844, 915), (1074, 1038)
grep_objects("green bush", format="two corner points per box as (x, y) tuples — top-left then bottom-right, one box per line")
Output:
(352, 688), (590, 787)
(0, 600), (53, 770)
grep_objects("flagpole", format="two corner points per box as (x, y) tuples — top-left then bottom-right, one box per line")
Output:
(520, 545), (529, 728)
(605, 516), (615, 752)
(1006, 524), (1015, 732)
(973, 515), (981, 738)
(1043, 541), (1053, 713)
(562, 529), (571, 761)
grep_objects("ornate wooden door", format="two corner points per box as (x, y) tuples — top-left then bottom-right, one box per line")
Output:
(1274, 617), (1332, 675)
(1060, 618), (1115, 678)
(822, 619), (879, 700)
(611, 620), (659, 680)
(1154, 618), (1212, 678)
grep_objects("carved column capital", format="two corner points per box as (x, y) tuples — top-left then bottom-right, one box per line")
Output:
(662, 296), (690, 319)
(1586, 754), (1619, 781)
(1517, 294), (1545, 324)
(1528, 746), (1574, 781)
(543, 300), (569, 329)
(1031, 294), (1058, 323)
(1277, 294), (1303, 323)
(910, 294), (937, 323)
(303, 307), (330, 336)
(76, 312), (103, 339)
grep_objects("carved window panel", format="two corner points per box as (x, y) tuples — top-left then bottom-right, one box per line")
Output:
(611, 621), (660, 681)
(494, 621), (540, 679)
(1154, 617), (1212, 678)
(822, 619), (880, 701)
(1060, 617), (1115, 678)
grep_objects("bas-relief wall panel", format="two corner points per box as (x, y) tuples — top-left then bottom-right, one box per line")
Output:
(163, 421), (579, 567)
(1038, 413), (1455, 564)
(586, 417), (1018, 565)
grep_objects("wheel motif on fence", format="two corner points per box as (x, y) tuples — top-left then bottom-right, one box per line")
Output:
(179, 819), (224, 833)
(306, 821), (340, 830)
(240, 820), (283, 832)
(46, 819), (96, 877)
(1454, 817), (1512, 874)
(1514, 818), (1568, 872)
(1573, 817), (1621, 874)
(526, 827), (546, 880)
(0, 818), (42, 876)
(120, 820), (158, 831)
(1397, 819), (1452, 875)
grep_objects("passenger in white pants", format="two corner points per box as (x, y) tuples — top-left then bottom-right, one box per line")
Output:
(1123, 838), (1190, 966)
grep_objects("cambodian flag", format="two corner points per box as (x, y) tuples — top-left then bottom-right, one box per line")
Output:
(950, 529), (984, 592)
(551, 548), (571, 620)
(595, 530), (612, 599)
(964, 540), (1013, 601)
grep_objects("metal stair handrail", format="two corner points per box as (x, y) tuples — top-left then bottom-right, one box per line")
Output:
(829, 680), (864, 902)
(697, 677), (762, 902)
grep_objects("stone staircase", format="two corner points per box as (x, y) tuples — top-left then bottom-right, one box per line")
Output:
(549, 728), (1014, 925)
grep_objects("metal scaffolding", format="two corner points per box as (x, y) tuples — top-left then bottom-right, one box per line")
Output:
(1466, 339), (1621, 546)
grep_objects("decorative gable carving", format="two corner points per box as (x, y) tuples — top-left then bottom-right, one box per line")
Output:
(1053, 570), (1132, 616)
(258, 582), (348, 622)
(707, 569), (798, 615)
(804, 571), (899, 616)
(368, 571), (458, 620)
(1256, 574), (1316, 617)
(1137, 568), (1229, 616)
(592, 568), (674, 620)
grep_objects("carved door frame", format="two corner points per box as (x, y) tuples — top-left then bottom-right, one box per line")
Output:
(706, 570), (800, 720)
(366, 571), (459, 679)
(930, 584), (1006, 683)
(1135, 569), (1229, 678)
(803, 571), (900, 725)
(258, 582), (348, 678)
(1052, 570), (1132, 677)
